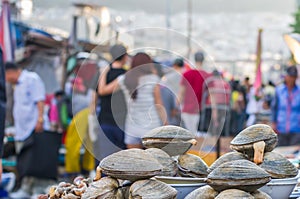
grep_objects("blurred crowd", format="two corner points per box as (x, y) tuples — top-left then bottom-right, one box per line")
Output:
(1, 43), (300, 198)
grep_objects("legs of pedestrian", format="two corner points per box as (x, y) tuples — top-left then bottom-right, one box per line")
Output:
(182, 113), (200, 135)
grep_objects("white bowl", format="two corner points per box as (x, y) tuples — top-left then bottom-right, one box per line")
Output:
(170, 183), (206, 199)
(259, 173), (300, 199)
(154, 176), (206, 184)
(154, 176), (206, 199)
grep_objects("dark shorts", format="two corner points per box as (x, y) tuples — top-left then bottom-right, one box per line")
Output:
(93, 124), (126, 162)
(100, 124), (126, 150)
(277, 133), (300, 147)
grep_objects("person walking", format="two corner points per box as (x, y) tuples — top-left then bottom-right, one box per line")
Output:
(95, 44), (128, 161)
(160, 58), (184, 126)
(99, 52), (166, 149)
(271, 65), (300, 146)
(178, 51), (209, 134)
(5, 62), (52, 198)
(0, 48), (6, 182)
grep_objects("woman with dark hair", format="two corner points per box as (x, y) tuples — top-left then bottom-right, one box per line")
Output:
(99, 52), (166, 149)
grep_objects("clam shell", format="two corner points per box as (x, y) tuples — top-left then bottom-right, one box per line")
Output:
(81, 177), (123, 199)
(215, 189), (254, 199)
(129, 179), (177, 199)
(99, 149), (163, 182)
(251, 190), (272, 199)
(230, 124), (278, 157)
(259, 152), (298, 178)
(143, 125), (195, 140)
(142, 125), (196, 156)
(184, 185), (218, 199)
(146, 148), (177, 176)
(208, 151), (247, 173)
(207, 160), (271, 192)
(178, 154), (208, 178)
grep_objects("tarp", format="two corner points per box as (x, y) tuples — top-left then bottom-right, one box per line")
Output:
(0, 0), (15, 62)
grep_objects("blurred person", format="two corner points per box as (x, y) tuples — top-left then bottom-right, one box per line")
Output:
(64, 108), (95, 179)
(241, 76), (251, 120)
(5, 62), (54, 198)
(99, 52), (166, 149)
(97, 44), (128, 154)
(203, 70), (231, 135)
(64, 76), (96, 179)
(160, 58), (185, 126)
(162, 58), (185, 95)
(48, 90), (65, 133)
(71, 76), (91, 115)
(0, 48), (5, 183)
(271, 66), (300, 146)
(178, 51), (209, 134)
(230, 81), (246, 135)
(264, 80), (276, 97)
(242, 77), (251, 96)
(245, 83), (264, 127)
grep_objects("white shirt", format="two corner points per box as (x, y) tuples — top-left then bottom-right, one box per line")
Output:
(118, 74), (162, 138)
(13, 70), (45, 141)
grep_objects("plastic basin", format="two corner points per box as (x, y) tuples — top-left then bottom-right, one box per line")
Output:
(259, 173), (300, 199)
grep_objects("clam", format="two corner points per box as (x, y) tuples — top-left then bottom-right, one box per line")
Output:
(129, 179), (177, 199)
(259, 152), (298, 178)
(252, 190), (272, 199)
(207, 160), (271, 192)
(208, 151), (247, 173)
(184, 185), (218, 199)
(142, 125), (197, 156)
(177, 154), (208, 178)
(215, 189), (254, 199)
(146, 148), (178, 176)
(81, 177), (123, 199)
(98, 149), (163, 182)
(230, 124), (278, 164)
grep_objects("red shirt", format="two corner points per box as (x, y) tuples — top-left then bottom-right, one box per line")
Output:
(181, 69), (209, 113)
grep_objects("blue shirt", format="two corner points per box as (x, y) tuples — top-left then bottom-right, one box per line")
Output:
(271, 84), (300, 133)
(13, 70), (45, 141)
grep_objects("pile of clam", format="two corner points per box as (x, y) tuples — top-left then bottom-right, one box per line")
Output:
(185, 124), (299, 198)
(40, 125), (203, 199)
(40, 124), (298, 199)
(142, 125), (208, 178)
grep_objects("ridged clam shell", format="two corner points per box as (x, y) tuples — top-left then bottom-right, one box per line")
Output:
(184, 185), (218, 199)
(259, 152), (298, 179)
(99, 149), (163, 182)
(207, 160), (271, 192)
(215, 189), (254, 199)
(82, 177), (123, 199)
(143, 125), (195, 140)
(251, 190), (272, 199)
(208, 151), (247, 173)
(142, 125), (196, 156)
(129, 179), (177, 199)
(230, 124), (278, 156)
(178, 154), (208, 178)
(146, 148), (177, 176)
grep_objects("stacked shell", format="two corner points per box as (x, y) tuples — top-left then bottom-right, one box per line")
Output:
(186, 124), (296, 199)
(142, 125), (197, 156)
(96, 148), (178, 199)
(142, 125), (210, 178)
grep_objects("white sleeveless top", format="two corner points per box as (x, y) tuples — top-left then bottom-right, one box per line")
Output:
(118, 74), (162, 138)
